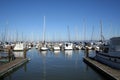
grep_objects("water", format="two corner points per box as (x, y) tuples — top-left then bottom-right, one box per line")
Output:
(2, 48), (107, 80)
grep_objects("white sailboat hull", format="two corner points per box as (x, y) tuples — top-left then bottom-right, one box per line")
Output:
(53, 46), (60, 50)
(13, 43), (26, 51)
(40, 47), (48, 51)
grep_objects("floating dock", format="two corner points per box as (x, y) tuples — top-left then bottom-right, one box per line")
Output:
(83, 57), (120, 80)
(0, 58), (29, 78)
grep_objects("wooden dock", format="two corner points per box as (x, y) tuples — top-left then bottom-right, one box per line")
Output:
(83, 57), (120, 80)
(0, 58), (29, 78)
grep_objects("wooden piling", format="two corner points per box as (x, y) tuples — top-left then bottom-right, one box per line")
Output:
(23, 48), (27, 59)
(85, 47), (89, 58)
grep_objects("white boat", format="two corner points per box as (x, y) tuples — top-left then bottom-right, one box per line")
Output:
(35, 43), (39, 49)
(40, 44), (48, 51)
(95, 37), (120, 69)
(64, 26), (73, 50)
(40, 16), (48, 51)
(3, 42), (11, 51)
(64, 42), (73, 50)
(27, 43), (32, 49)
(53, 46), (60, 50)
(13, 42), (26, 51)
(53, 44), (60, 50)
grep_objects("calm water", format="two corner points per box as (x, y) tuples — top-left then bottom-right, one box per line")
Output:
(2, 48), (107, 80)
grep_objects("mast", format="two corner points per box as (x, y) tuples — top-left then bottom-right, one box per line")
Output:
(4, 21), (8, 42)
(67, 26), (70, 42)
(83, 18), (86, 41)
(75, 26), (79, 41)
(100, 20), (103, 42)
(31, 32), (33, 42)
(43, 16), (46, 43)
(22, 32), (23, 42)
(108, 22), (112, 39)
(91, 25), (94, 42)
(16, 30), (18, 42)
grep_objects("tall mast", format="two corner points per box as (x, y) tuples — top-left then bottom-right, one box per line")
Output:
(83, 18), (86, 41)
(67, 26), (70, 42)
(43, 16), (46, 43)
(5, 21), (8, 42)
(100, 20), (103, 42)
(75, 26), (79, 41)
(91, 25), (94, 41)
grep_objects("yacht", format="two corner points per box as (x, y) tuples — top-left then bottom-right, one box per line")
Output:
(13, 42), (26, 51)
(95, 37), (120, 69)
(53, 44), (60, 51)
(64, 42), (73, 50)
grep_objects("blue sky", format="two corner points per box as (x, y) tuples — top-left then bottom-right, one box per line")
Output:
(0, 0), (120, 41)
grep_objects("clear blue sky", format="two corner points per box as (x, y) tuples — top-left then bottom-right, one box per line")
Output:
(0, 0), (120, 41)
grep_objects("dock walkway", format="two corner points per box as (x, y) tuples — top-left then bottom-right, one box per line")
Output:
(83, 57), (120, 80)
(0, 58), (28, 78)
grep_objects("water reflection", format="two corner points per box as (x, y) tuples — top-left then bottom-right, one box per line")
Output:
(40, 51), (47, 80)
(53, 51), (60, 57)
(2, 49), (107, 80)
(23, 63), (27, 72)
(40, 51), (47, 57)
(74, 51), (79, 67)
(64, 50), (73, 59)
(13, 51), (25, 58)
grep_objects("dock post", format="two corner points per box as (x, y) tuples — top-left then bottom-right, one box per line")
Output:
(8, 48), (11, 62)
(24, 48), (27, 59)
(85, 47), (89, 58)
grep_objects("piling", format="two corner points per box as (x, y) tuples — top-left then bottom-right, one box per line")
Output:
(8, 49), (11, 62)
(7, 47), (14, 62)
(24, 48), (27, 58)
(85, 47), (89, 58)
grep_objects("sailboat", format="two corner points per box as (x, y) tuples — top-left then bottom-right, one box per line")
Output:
(40, 16), (48, 51)
(53, 43), (60, 50)
(95, 20), (106, 51)
(64, 26), (73, 50)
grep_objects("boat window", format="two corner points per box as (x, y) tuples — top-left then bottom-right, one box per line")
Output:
(111, 40), (120, 46)
(66, 44), (68, 47)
